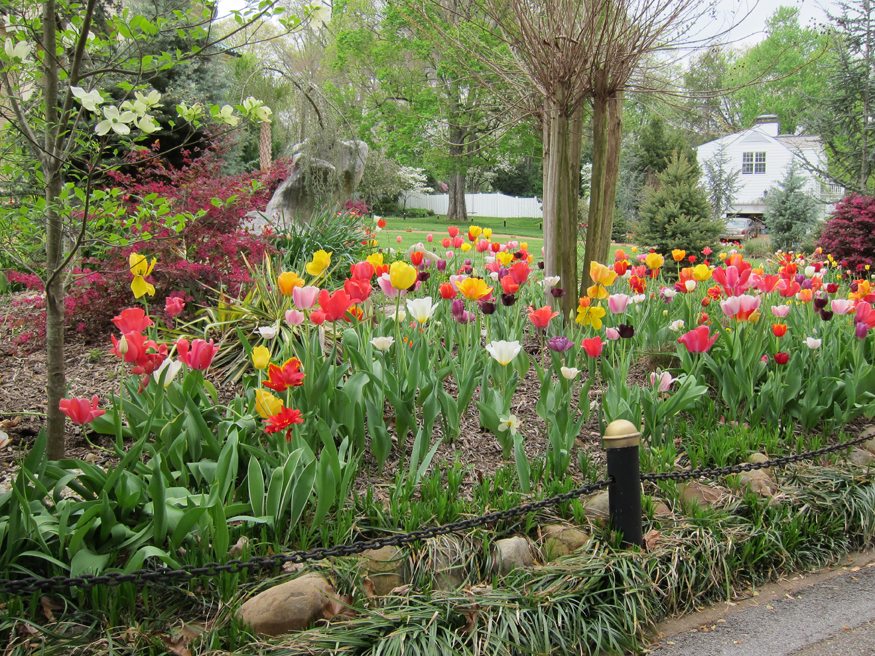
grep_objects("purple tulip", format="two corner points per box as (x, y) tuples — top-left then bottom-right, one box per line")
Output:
(856, 322), (870, 339)
(547, 336), (573, 352)
(481, 301), (496, 315)
(451, 298), (464, 316)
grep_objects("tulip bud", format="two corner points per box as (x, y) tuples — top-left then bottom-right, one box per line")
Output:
(117, 335), (129, 355)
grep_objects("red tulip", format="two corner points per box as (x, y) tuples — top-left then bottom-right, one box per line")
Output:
(350, 261), (375, 280)
(377, 219), (387, 228)
(176, 338), (218, 370)
(774, 352), (790, 365)
(310, 310), (326, 325)
(826, 283), (839, 294)
(448, 226), (459, 238)
(613, 260), (629, 276)
(501, 275), (520, 294)
(112, 307), (154, 334)
(439, 282), (457, 299)
(59, 395), (105, 425)
(344, 278), (372, 304)
(528, 305), (559, 328)
(510, 261), (531, 285)
(677, 326), (719, 353)
(772, 323), (788, 337)
(581, 336), (603, 358)
(442, 238), (452, 248)
(491, 242), (501, 253)
(318, 289), (353, 322)
(263, 407), (304, 441)
(263, 357), (306, 392)
(476, 239), (490, 253)
(411, 251), (424, 266)
(165, 296), (185, 318)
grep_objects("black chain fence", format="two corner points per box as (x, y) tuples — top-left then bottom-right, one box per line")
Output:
(0, 432), (871, 597)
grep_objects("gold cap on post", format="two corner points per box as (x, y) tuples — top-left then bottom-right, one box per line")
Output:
(602, 419), (641, 450)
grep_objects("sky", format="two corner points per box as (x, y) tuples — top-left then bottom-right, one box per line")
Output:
(215, 0), (838, 48)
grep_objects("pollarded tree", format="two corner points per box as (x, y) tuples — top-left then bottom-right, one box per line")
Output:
(764, 162), (819, 251)
(636, 151), (722, 255)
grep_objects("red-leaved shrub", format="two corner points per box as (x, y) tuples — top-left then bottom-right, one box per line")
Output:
(818, 194), (875, 273)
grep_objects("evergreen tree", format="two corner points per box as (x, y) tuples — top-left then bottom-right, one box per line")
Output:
(634, 115), (698, 176)
(636, 151), (722, 255)
(764, 163), (819, 251)
(702, 143), (742, 221)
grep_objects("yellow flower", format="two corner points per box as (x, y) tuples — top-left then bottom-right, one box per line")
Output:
(589, 261), (618, 287)
(460, 242), (472, 252)
(277, 271), (304, 295)
(748, 310), (761, 323)
(456, 277), (493, 301)
(496, 251), (513, 266)
(719, 252), (727, 260)
(305, 250), (332, 277)
(482, 228), (493, 239)
(692, 264), (712, 282)
(468, 225), (482, 239)
(631, 247), (638, 253)
(129, 252), (156, 298)
(367, 253), (384, 267)
(587, 284), (609, 299)
(521, 242), (528, 250)
(251, 345), (271, 370)
(672, 249), (686, 261)
(645, 252), (664, 269)
(254, 389), (283, 419)
(389, 261), (417, 290)
(575, 304), (606, 329)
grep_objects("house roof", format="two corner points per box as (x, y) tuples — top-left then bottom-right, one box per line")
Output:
(775, 135), (820, 150)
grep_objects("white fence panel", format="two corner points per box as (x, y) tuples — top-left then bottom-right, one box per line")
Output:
(402, 193), (543, 219)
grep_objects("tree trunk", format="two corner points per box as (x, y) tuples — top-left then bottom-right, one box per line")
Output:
(595, 90), (624, 264)
(446, 122), (467, 221)
(542, 87), (583, 319)
(44, 0), (66, 460)
(582, 90), (609, 294)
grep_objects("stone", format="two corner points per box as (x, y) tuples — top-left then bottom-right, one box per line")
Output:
(359, 546), (406, 597)
(747, 452), (773, 475)
(653, 501), (672, 517)
(540, 525), (590, 560)
(583, 490), (610, 523)
(863, 438), (875, 456)
(237, 573), (335, 636)
(492, 536), (534, 575)
(678, 481), (724, 509)
(737, 469), (778, 496)
(431, 551), (466, 590)
(849, 448), (875, 466)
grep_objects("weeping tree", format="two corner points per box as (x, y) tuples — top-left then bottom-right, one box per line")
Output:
(416, 0), (715, 317)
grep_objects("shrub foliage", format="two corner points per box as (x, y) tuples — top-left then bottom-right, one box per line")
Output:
(818, 194), (875, 271)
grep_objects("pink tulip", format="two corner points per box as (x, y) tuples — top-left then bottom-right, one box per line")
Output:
(293, 285), (320, 310)
(831, 299), (853, 315)
(445, 251), (454, 260)
(452, 236), (463, 248)
(165, 296), (185, 318)
(396, 236), (403, 243)
(771, 305), (790, 318)
(650, 371), (674, 392)
(677, 326), (719, 353)
(59, 395), (105, 425)
(377, 273), (402, 298)
(605, 327), (620, 340)
(285, 309), (305, 325)
(176, 338), (218, 370)
(608, 294), (631, 314)
(427, 234), (433, 242)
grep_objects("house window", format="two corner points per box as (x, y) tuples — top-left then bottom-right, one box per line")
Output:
(742, 152), (766, 174)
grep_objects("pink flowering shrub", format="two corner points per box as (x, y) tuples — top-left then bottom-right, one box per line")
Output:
(818, 194), (875, 273)
(5, 141), (294, 345)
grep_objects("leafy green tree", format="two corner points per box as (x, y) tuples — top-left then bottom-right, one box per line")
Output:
(636, 151), (722, 255)
(764, 162), (819, 251)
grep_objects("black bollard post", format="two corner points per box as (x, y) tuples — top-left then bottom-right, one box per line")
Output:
(602, 420), (643, 548)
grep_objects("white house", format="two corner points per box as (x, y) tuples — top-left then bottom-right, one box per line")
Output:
(695, 115), (842, 222)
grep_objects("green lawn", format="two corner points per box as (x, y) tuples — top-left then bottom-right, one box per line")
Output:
(378, 215), (545, 238)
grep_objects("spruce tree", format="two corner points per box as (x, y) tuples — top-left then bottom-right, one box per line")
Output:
(636, 150), (722, 255)
(764, 162), (818, 251)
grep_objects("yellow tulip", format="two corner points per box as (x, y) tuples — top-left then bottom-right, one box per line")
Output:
(692, 264), (712, 282)
(277, 271), (304, 295)
(129, 252), (156, 298)
(589, 261), (618, 287)
(631, 247), (638, 253)
(461, 243), (472, 252)
(672, 249), (686, 262)
(521, 242), (528, 250)
(389, 261), (417, 290)
(254, 389), (283, 419)
(305, 250), (332, 277)
(456, 277), (493, 301)
(587, 284), (609, 299)
(251, 345), (271, 370)
(496, 252), (513, 266)
(575, 304), (606, 329)
(483, 228), (493, 239)
(367, 253), (384, 267)
(468, 225), (482, 239)
(645, 253), (664, 269)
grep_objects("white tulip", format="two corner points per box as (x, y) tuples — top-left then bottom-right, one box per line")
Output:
(669, 319), (685, 332)
(804, 337), (822, 349)
(371, 336), (395, 351)
(632, 294), (646, 304)
(153, 358), (183, 387)
(406, 296), (436, 324)
(542, 276), (561, 288)
(0, 430), (10, 450)
(485, 340), (522, 366)
(560, 366), (580, 380)
(257, 325), (278, 340)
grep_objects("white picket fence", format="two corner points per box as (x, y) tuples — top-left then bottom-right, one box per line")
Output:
(401, 192), (543, 219)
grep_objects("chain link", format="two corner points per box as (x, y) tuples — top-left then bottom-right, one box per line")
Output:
(0, 480), (612, 596)
(1, 433), (870, 597)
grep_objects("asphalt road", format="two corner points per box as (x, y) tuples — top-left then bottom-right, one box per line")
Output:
(649, 557), (875, 656)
